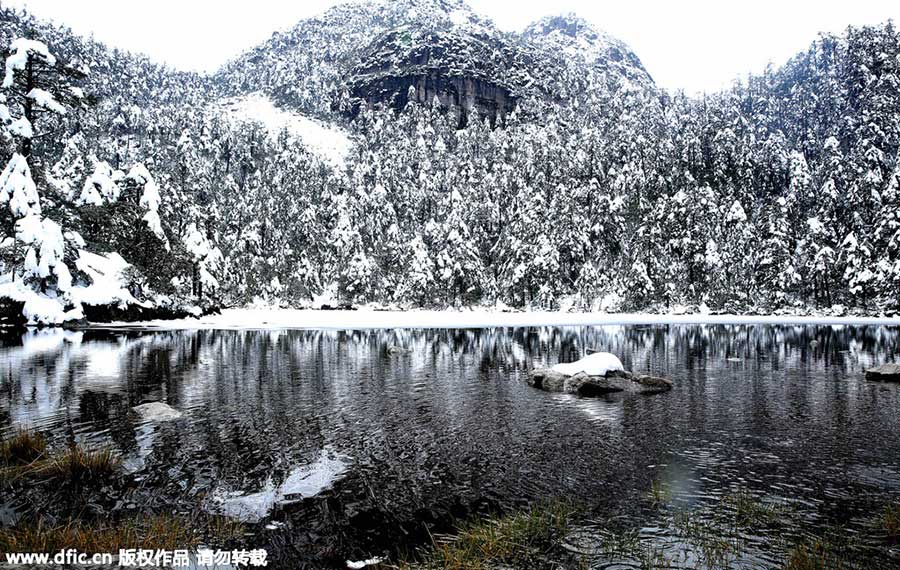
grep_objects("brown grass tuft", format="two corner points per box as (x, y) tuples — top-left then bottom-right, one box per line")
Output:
(0, 429), (47, 466)
(0, 515), (244, 554)
(783, 540), (846, 570)
(401, 503), (573, 570)
(882, 504), (900, 539)
(33, 446), (122, 484)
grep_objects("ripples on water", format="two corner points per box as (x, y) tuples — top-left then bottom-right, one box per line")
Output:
(2, 324), (900, 567)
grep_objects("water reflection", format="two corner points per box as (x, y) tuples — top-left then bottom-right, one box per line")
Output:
(1, 324), (900, 566)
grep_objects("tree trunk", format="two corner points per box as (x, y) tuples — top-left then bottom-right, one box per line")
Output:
(21, 59), (34, 157)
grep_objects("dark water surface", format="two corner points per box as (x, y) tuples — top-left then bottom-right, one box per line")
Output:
(2, 324), (900, 568)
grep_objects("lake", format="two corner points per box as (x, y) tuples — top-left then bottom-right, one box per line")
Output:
(2, 324), (900, 568)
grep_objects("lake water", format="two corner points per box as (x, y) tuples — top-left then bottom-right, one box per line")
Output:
(2, 324), (900, 568)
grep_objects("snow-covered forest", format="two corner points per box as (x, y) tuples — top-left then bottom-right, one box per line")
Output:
(1, 0), (900, 325)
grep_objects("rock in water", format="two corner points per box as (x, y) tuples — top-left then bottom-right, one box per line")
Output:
(527, 368), (570, 392)
(633, 374), (675, 393)
(564, 372), (637, 396)
(528, 354), (672, 397)
(132, 402), (183, 421)
(551, 352), (624, 376)
(865, 363), (900, 382)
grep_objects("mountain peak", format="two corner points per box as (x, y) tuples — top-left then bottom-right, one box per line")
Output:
(525, 13), (597, 39)
(523, 13), (654, 88)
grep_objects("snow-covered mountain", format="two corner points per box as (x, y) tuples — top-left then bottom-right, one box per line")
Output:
(216, 0), (653, 123)
(1, 0), (900, 324)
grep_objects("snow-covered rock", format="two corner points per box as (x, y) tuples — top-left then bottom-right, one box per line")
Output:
(865, 363), (900, 382)
(72, 250), (147, 309)
(551, 352), (624, 376)
(529, 353), (672, 396)
(132, 402), (183, 422)
(0, 279), (82, 325)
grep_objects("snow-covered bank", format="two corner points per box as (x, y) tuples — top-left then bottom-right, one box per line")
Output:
(94, 308), (900, 331)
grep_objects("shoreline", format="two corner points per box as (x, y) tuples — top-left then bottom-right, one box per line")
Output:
(87, 308), (900, 331)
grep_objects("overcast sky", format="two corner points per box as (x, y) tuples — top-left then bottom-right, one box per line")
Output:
(4, 0), (899, 93)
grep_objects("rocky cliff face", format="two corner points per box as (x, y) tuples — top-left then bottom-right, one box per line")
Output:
(349, 72), (516, 127)
(215, 0), (654, 126)
(346, 25), (529, 125)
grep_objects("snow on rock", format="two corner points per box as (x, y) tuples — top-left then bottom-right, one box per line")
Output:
(552, 352), (624, 377)
(72, 249), (148, 308)
(0, 279), (82, 325)
(218, 93), (352, 167)
(0, 248), (145, 326)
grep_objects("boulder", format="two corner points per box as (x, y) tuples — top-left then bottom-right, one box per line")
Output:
(132, 402), (183, 422)
(527, 368), (569, 391)
(865, 363), (900, 382)
(0, 296), (26, 328)
(564, 372), (640, 396)
(528, 363), (672, 397)
(633, 374), (675, 393)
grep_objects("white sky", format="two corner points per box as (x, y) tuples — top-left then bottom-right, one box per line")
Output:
(4, 0), (899, 93)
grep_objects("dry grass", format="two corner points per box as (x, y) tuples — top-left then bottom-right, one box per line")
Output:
(0, 429), (47, 465)
(32, 446), (122, 484)
(783, 540), (846, 570)
(400, 503), (573, 570)
(1, 430), (120, 486)
(0, 515), (244, 554)
(882, 504), (900, 539)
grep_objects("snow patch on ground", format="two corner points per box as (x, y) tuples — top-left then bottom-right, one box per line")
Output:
(102, 308), (900, 331)
(552, 352), (624, 376)
(218, 93), (352, 168)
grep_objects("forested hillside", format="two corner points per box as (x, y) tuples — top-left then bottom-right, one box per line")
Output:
(1, 1), (899, 324)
